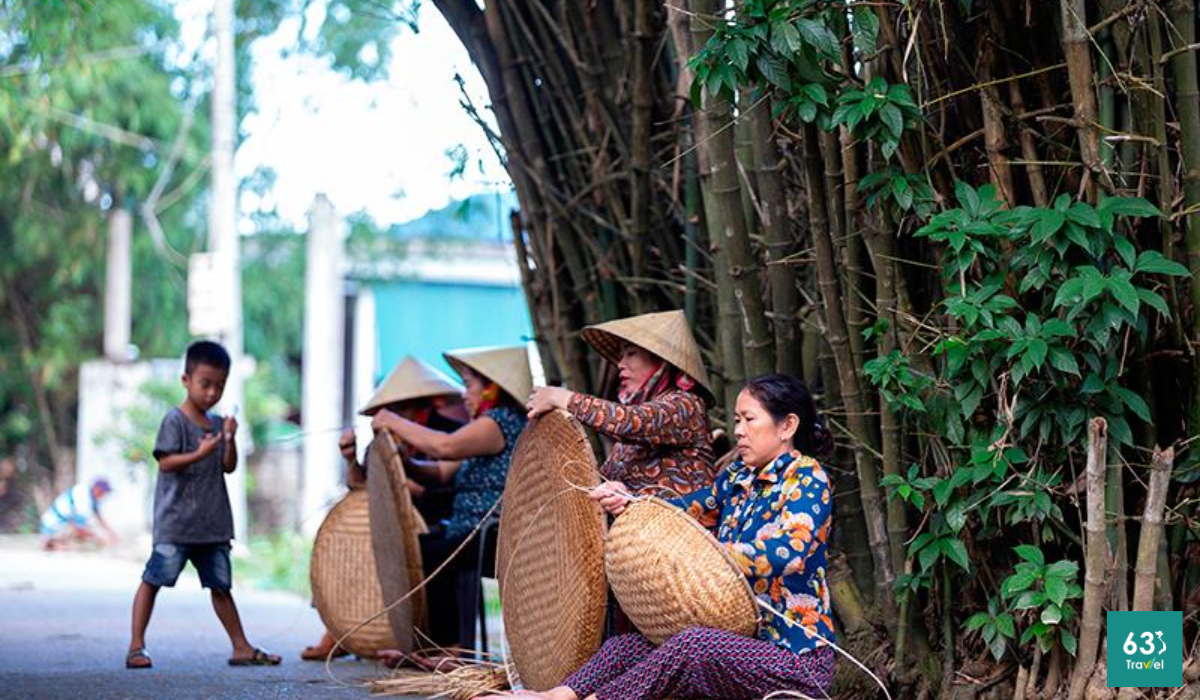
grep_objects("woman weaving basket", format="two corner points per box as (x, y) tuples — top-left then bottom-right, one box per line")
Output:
(369, 345), (530, 664)
(490, 374), (836, 700)
(525, 310), (716, 498)
(301, 355), (467, 661)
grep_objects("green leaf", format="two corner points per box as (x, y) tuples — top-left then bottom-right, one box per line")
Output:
(1113, 236), (1136, 269)
(1062, 629), (1078, 655)
(1027, 339), (1049, 368)
(879, 103), (904, 138)
(1081, 373), (1106, 394)
(802, 82), (829, 107)
(851, 5), (879, 54)
(1048, 347), (1081, 376)
(1044, 560), (1079, 579)
(941, 538), (970, 571)
(1137, 288), (1171, 318)
(1041, 604), (1063, 625)
(955, 181), (980, 217)
(989, 634), (1007, 662)
(1002, 571), (1037, 597)
(1013, 590), (1047, 609)
(1013, 544), (1044, 566)
(1107, 275), (1141, 315)
(796, 18), (838, 59)
(932, 478), (953, 508)
(893, 176), (914, 210)
(1135, 250), (1191, 277)
(995, 613), (1015, 638)
(1112, 386), (1152, 422)
(1097, 196), (1161, 219)
(756, 54), (791, 91)
(1045, 577), (1069, 607)
(965, 612), (991, 631)
(1032, 210), (1065, 242)
(1066, 202), (1101, 228)
(947, 502), (967, 532)
(727, 37), (750, 72)
(771, 21), (803, 55)
(918, 540), (941, 571)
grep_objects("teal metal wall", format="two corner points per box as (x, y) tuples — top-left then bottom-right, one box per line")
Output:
(372, 280), (532, 382)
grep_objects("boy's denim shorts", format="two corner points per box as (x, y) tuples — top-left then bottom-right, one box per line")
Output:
(142, 542), (232, 591)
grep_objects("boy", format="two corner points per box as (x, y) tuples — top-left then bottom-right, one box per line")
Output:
(125, 340), (281, 670)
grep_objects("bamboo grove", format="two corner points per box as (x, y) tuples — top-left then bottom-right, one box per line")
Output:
(428, 0), (1200, 696)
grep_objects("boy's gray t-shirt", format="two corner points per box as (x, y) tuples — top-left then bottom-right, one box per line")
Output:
(151, 407), (234, 544)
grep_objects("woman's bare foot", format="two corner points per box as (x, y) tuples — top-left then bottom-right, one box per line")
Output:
(478, 687), (579, 700)
(300, 632), (350, 661)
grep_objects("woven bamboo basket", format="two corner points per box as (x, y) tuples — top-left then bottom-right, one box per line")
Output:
(366, 432), (428, 651)
(497, 409), (607, 690)
(606, 497), (759, 645)
(311, 489), (396, 657)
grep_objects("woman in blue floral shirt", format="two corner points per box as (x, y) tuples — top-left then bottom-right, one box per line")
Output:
(370, 345), (530, 662)
(487, 374), (835, 700)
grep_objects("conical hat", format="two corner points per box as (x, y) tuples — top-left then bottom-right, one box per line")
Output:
(443, 345), (533, 406)
(581, 310), (713, 402)
(359, 355), (463, 416)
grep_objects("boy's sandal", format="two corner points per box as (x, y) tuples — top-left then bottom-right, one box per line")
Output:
(228, 647), (282, 666)
(125, 648), (153, 669)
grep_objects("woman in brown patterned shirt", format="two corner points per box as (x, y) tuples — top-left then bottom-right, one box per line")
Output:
(526, 310), (716, 497)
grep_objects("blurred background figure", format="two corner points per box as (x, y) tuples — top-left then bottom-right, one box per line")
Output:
(39, 478), (117, 551)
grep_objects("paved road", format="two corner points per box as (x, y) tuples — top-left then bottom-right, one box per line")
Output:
(0, 538), (399, 700)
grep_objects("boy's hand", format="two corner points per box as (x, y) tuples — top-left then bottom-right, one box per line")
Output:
(197, 432), (222, 457)
(223, 416), (238, 442)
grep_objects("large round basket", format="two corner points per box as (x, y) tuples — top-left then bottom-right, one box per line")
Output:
(497, 409), (607, 690)
(366, 432), (428, 652)
(311, 490), (396, 658)
(606, 497), (759, 645)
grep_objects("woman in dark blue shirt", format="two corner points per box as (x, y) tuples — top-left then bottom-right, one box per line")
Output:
(370, 345), (530, 661)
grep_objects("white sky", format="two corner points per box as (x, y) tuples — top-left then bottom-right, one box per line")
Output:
(178, 1), (511, 230)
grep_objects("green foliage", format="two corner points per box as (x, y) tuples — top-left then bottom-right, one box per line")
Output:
(1000, 546), (1081, 655)
(100, 378), (179, 477)
(870, 183), (1180, 660)
(234, 531), (313, 597)
(860, 167), (938, 219)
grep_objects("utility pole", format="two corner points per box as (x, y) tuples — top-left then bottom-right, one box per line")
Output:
(210, 0), (247, 542)
(301, 194), (345, 535)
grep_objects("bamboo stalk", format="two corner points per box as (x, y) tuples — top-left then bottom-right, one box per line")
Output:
(1059, 0), (1104, 199)
(688, 0), (744, 423)
(979, 18), (1015, 205)
(802, 121), (895, 627)
(747, 95), (801, 377)
(629, 0), (655, 299)
(1131, 447), (1174, 611)
(1068, 417), (1110, 700)
(1166, 0), (1200, 436)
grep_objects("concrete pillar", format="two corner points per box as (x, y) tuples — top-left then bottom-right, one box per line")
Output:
(208, 0), (246, 543)
(104, 208), (132, 362)
(301, 194), (345, 534)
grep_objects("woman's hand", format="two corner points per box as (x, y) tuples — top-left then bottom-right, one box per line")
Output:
(338, 428), (357, 463)
(526, 386), (574, 420)
(371, 408), (401, 434)
(590, 481), (632, 516)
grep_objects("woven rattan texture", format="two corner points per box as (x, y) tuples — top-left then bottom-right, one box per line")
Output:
(366, 434), (421, 651)
(311, 490), (396, 657)
(606, 497), (758, 645)
(497, 409), (607, 690)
